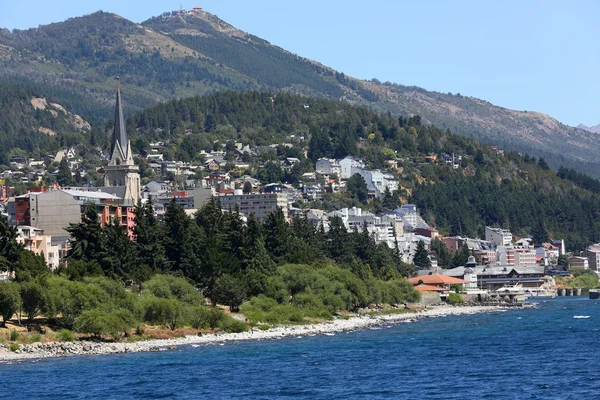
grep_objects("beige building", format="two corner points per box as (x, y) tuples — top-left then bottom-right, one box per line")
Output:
(17, 226), (60, 270)
(218, 192), (288, 222)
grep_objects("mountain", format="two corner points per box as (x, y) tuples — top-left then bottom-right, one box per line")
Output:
(0, 10), (599, 176)
(0, 83), (91, 164)
(577, 123), (600, 134)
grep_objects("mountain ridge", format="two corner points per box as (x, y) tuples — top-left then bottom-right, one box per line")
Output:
(577, 123), (600, 134)
(0, 10), (598, 176)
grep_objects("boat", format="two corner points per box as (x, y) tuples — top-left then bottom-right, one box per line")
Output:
(525, 287), (557, 299)
(493, 283), (527, 302)
(525, 276), (557, 299)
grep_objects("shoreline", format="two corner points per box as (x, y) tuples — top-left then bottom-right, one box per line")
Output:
(0, 304), (522, 363)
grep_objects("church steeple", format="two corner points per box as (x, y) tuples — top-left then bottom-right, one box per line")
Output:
(111, 78), (128, 160)
(104, 80), (140, 205)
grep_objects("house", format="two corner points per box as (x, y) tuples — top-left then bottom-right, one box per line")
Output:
(350, 167), (398, 198)
(147, 154), (164, 162)
(205, 159), (221, 171)
(408, 274), (465, 292)
(339, 156), (364, 179)
(281, 158), (300, 169)
(9, 155), (27, 167)
(569, 256), (589, 269)
(315, 158), (340, 176)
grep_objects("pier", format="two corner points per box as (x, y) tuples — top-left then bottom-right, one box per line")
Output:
(556, 287), (583, 296)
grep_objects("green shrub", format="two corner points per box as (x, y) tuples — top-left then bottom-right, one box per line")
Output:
(74, 309), (134, 339)
(9, 343), (20, 352)
(142, 275), (204, 306)
(9, 329), (18, 341)
(57, 329), (76, 342)
(142, 297), (185, 330)
(186, 306), (226, 330)
(446, 293), (464, 305)
(219, 318), (248, 333)
(30, 333), (42, 343)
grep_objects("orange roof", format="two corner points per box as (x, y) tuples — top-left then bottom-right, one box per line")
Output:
(408, 274), (465, 286)
(413, 283), (443, 292)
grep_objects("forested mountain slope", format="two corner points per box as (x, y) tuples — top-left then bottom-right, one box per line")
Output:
(0, 83), (91, 164)
(0, 10), (598, 176)
(128, 91), (600, 251)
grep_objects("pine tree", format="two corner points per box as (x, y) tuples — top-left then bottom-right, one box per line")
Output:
(133, 198), (167, 273)
(382, 187), (400, 209)
(326, 216), (350, 261)
(263, 207), (292, 261)
(162, 199), (201, 280)
(0, 216), (23, 272)
(65, 205), (107, 268)
(412, 240), (431, 269)
(104, 219), (137, 280)
(56, 158), (73, 187)
(346, 173), (368, 202)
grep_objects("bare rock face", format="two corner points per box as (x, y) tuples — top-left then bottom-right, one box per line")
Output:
(30, 97), (91, 133)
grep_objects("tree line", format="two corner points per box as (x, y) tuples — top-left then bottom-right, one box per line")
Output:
(0, 199), (419, 336)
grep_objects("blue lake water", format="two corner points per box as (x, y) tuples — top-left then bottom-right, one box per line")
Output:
(2, 297), (599, 399)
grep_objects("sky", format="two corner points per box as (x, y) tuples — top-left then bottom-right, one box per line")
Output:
(0, 1), (598, 127)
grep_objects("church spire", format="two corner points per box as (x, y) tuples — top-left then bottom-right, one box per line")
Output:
(111, 77), (128, 159)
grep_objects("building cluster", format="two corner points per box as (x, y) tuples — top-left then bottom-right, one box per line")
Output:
(0, 85), (597, 298)
(315, 156), (398, 198)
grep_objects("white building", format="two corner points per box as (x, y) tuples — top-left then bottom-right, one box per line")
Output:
(339, 156), (365, 179)
(349, 167), (399, 198)
(315, 158), (341, 176)
(485, 227), (512, 248)
(514, 248), (537, 267)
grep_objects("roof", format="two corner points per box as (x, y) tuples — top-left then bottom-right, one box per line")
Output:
(408, 274), (465, 285)
(62, 189), (121, 200)
(413, 283), (444, 292)
(440, 265), (546, 278)
(111, 84), (129, 160)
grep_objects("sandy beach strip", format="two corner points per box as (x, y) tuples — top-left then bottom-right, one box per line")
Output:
(0, 304), (516, 362)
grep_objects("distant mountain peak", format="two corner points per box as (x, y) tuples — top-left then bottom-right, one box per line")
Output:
(577, 123), (600, 134)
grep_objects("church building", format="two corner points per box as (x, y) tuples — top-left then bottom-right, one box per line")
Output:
(103, 81), (140, 205)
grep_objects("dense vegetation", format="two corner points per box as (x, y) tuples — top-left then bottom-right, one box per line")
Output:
(0, 196), (418, 338)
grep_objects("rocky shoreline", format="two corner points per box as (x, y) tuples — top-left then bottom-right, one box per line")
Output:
(0, 304), (517, 362)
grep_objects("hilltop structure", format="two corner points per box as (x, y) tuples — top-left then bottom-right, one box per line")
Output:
(103, 81), (140, 204)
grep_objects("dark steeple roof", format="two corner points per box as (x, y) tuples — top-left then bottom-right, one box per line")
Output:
(111, 79), (128, 158)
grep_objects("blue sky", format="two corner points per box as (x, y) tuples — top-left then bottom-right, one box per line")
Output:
(1, 1), (598, 127)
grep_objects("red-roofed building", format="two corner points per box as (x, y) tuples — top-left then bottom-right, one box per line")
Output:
(413, 283), (445, 292)
(408, 274), (465, 292)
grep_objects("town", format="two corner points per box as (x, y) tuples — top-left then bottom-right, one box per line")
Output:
(0, 85), (596, 303)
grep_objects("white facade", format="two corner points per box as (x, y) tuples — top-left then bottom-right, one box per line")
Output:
(339, 156), (364, 179)
(514, 248), (537, 267)
(485, 227), (512, 248)
(315, 158), (340, 176)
